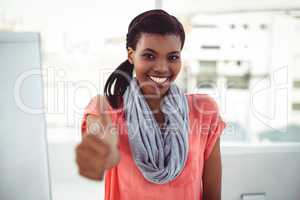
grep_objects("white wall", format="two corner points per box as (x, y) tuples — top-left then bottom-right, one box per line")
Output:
(48, 141), (105, 200)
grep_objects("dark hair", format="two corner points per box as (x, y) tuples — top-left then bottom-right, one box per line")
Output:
(104, 9), (185, 109)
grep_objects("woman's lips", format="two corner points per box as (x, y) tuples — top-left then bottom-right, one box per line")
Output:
(147, 75), (171, 86)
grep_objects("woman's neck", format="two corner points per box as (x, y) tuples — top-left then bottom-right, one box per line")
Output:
(145, 97), (166, 129)
(145, 97), (162, 114)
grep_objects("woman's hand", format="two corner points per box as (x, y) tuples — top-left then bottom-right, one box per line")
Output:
(75, 97), (120, 181)
(75, 133), (120, 180)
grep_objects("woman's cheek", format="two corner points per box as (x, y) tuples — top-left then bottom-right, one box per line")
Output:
(135, 62), (151, 76)
(172, 63), (182, 80)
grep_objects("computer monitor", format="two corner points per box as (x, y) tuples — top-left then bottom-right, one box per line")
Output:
(0, 32), (52, 200)
(221, 145), (300, 200)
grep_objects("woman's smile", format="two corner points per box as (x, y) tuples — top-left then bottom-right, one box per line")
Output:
(147, 75), (171, 88)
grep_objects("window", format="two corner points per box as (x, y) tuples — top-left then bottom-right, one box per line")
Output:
(174, 11), (300, 144)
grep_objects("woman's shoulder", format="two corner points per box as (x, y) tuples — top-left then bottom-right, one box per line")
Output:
(87, 95), (112, 111)
(85, 95), (124, 118)
(185, 93), (220, 116)
(88, 96), (127, 127)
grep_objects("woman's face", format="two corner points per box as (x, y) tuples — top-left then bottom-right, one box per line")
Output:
(127, 33), (182, 99)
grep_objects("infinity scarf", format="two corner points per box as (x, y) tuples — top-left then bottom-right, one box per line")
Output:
(123, 77), (189, 184)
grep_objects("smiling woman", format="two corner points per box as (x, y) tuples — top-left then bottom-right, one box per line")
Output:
(76, 9), (226, 200)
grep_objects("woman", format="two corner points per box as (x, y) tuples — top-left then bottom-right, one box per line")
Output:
(76, 9), (226, 200)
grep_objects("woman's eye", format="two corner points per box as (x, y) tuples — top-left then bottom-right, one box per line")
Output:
(143, 53), (155, 60)
(169, 55), (180, 61)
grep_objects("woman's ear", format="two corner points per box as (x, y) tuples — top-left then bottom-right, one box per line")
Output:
(127, 47), (134, 64)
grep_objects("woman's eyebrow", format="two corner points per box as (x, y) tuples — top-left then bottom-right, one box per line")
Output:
(142, 48), (180, 55)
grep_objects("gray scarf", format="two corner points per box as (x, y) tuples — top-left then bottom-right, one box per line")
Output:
(123, 77), (189, 184)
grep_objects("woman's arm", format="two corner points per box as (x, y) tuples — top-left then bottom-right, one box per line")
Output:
(202, 138), (222, 200)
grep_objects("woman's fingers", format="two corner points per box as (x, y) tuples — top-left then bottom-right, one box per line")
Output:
(78, 168), (105, 181)
(76, 152), (106, 172)
(95, 95), (112, 128)
(87, 114), (118, 148)
(81, 134), (110, 157)
(99, 96), (112, 124)
(75, 142), (108, 180)
(87, 96), (119, 146)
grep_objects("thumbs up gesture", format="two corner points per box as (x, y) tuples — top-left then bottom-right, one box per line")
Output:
(75, 96), (120, 180)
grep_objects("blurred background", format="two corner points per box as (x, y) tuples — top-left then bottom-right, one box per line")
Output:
(1, 0), (300, 199)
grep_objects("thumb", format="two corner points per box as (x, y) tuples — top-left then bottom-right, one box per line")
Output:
(87, 117), (118, 147)
(87, 96), (118, 147)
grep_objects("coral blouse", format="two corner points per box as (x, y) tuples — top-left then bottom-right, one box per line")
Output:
(81, 93), (226, 200)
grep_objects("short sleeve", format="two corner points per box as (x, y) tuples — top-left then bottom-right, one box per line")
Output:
(203, 98), (226, 161)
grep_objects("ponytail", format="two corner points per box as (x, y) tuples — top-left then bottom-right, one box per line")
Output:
(104, 60), (134, 109)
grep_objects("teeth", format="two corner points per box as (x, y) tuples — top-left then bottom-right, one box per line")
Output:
(149, 76), (169, 84)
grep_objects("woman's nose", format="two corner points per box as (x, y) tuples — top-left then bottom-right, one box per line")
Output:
(153, 60), (170, 74)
